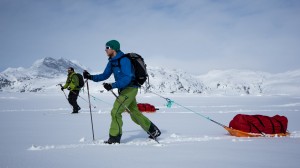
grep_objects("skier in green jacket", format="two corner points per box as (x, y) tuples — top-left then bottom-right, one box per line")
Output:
(61, 67), (81, 114)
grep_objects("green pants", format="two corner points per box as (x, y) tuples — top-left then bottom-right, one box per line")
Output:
(109, 87), (152, 136)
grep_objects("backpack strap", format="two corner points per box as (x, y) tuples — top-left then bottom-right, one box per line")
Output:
(111, 54), (128, 68)
(117, 54), (129, 68)
(67, 73), (75, 83)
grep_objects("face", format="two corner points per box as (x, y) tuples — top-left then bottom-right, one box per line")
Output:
(67, 69), (73, 74)
(105, 46), (116, 58)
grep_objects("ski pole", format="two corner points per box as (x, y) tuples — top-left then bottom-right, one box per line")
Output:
(86, 80), (95, 141)
(70, 90), (97, 108)
(81, 80), (110, 105)
(57, 84), (68, 100)
(110, 90), (160, 144)
(90, 94), (112, 105)
(57, 84), (73, 109)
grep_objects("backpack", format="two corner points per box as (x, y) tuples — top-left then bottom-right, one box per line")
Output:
(118, 53), (149, 86)
(76, 73), (85, 88)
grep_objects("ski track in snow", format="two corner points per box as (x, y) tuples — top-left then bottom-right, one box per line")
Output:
(0, 96), (25, 100)
(27, 135), (235, 151)
(28, 131), (300, 151)
(28, 139), (162, 151)
(1, 108), (299, 114)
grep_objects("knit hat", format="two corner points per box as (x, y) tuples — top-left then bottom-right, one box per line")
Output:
(106, 40), (120, 51)
(68, 67), (74, 72)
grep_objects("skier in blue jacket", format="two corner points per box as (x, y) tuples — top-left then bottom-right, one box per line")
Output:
(83, 40), (161, 144)
(91, 47), (132, 89)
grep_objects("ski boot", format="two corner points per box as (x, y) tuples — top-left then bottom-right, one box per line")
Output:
(148, 122), (161, 139)
(104, 134), (121, 144)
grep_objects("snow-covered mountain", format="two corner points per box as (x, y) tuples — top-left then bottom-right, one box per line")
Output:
(0, 57), (87, 92)
(29, 57), (86, 78)
(0, 57), (299, 95)
(147, 67), (205, 94)
(199, 69), (266, 95)
(198, 69), (300, 95)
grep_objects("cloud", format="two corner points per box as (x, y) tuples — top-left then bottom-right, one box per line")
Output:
(1, 0), (300, 74)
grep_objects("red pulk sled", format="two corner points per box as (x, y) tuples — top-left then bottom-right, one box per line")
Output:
(137, 103), (158, 113)
(227, 114), (289, 137)
(143, 87), (290, 137)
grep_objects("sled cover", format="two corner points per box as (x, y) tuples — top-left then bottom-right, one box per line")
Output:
(229, 114), (288, 134)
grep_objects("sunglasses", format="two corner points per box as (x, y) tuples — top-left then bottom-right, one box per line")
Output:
(105, 46), (111, 50)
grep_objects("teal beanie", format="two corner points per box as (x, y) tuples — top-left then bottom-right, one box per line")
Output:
(106, 40), (120, 51)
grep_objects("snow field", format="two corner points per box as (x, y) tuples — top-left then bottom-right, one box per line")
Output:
(0, 92), (300, 168)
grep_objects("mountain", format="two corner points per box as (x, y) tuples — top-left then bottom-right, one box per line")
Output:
(0, 57), (300, 95)
(0, 57), (86, 92)
(28, 57), (86, 78)
(198, 69), (267, 95)
(198, 69), (300, 95)
(0, 57), (205, 93)
(147, 67), (205, 94)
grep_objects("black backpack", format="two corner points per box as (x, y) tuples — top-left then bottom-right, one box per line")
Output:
(76, 73), (85, 88)
(117, 53), (149, 86)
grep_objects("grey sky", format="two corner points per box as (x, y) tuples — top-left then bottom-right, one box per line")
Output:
(1, 0), (300, 74)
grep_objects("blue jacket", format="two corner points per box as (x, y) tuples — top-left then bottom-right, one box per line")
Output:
(91, 51), (134, 90)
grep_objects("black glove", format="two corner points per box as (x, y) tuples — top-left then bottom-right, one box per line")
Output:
(103, 83), (113, 91)
(83, 70), (91, 80)
(61, 87), (64, 91)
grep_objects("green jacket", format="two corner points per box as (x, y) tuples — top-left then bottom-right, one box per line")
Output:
(63, 72), (80, 91)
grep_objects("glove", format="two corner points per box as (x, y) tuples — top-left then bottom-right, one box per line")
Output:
(61, 87), (64, 91)
(103, 83), (113, 91)
(83, 70), (91, 80)
(67, 87), (71, 90)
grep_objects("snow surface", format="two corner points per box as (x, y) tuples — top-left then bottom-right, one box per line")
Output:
(0, 91), (300, 168)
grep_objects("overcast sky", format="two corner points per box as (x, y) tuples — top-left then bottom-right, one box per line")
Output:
(1, 0), (300, 74)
